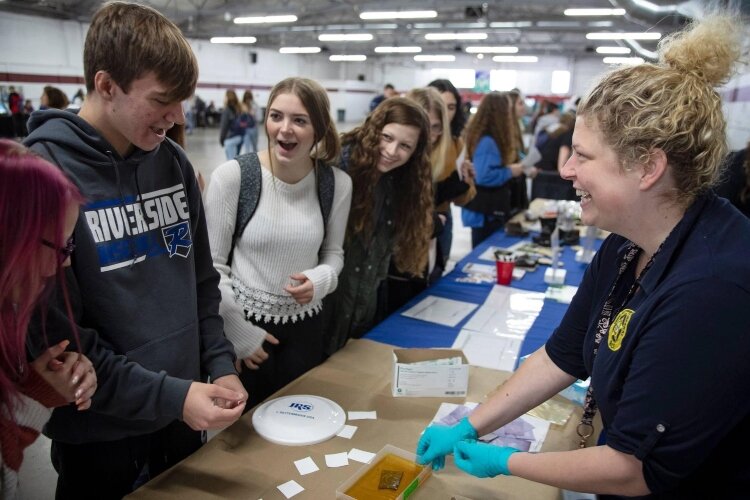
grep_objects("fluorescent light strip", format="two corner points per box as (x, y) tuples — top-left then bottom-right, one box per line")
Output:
(375, 46), (422, 53)
(319, 34), (373, 41)
(492, 55), (538, 63)
(234, 15), (297, 24)
(425, 33), (487, 41)
(490, 21), (532, 28)
(603, 56), (645, 65)
(465, 46), (518, 54)
(564, 8), (625, 16)
(415, 55), (456, 62)
(279, 47), (321, 54)
(329, 55), (367, 61)
(537, 21), (581, 28)
(360, 10), (437, 20)
(596, 46), (631, 54)
(210, 36), (257, 44)
(586, 32), (661, 40)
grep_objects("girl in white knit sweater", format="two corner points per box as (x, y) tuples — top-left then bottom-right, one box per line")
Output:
(204, 78), (352, 408)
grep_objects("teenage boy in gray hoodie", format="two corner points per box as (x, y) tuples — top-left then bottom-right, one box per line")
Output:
(24, 2), (247, 497)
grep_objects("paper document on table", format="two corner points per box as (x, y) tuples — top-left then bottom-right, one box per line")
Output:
(451, 329), (522, 372)
(462, 285), (545, 337)
(401, 295), (478, 327)
(431, 402), (550, 452)
(545, 285), (578, 304)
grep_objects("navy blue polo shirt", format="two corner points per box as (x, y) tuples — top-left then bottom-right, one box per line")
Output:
(546, 193), (750, 498)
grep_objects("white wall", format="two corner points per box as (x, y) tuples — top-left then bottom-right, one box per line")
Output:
(1, 11), (748, 136)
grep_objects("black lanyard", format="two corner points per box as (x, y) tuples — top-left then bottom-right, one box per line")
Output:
(576, 241), (662, 447)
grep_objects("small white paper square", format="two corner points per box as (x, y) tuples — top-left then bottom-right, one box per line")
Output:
(277, 480), (304, 498)
(348, 411), (377, 420)
(325, 452), (349, 468)
(337, 424), (358, 439)
(294, 456), (319, 475)
(348, 448), (376, 464)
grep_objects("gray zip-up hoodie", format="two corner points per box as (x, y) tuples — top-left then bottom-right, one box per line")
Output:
(24, 109), (236, 443)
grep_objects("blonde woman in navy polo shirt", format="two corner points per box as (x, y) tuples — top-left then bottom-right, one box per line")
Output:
(416, 14), (750, 498)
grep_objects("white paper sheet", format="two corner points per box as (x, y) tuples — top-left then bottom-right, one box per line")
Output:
(347, 411), (376, 420)
(336, 424), (358, 439)
(325, 452), (349, 468)
(545, 285), (578, 304)
(401, 295), (478, 327)
(462, 285), (545, 337)
(348, 448), (376, 464)
(277, 480), (304, 498)
(293, 457), (319, 475)
(452, 329), (523, 372)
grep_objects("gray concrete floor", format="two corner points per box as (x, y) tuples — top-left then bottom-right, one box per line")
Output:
(18, 125), (472, 499)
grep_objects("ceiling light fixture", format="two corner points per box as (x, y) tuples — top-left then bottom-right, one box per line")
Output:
(425, 33), (487, 41)
(492, 55), (538, 63)
(603, 56), (645, 65)
(210, 36), (257, 44)
(329, 55), (367, 61)
(465, 46), (518, 53)
(279, 47), (322, 54)
(374, 46), (422, 53)
(586, 32), (661, 40)
(414, 55), (456, 62)
(234, 15), (297, 24)
(319, 34), (374, 41)
(596, 46), (631, 54)
(360, 10), (437, 20)
(490, 21), (532, 28)
(564, 8), (626, 16)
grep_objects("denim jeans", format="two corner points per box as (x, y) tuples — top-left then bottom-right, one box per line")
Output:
(224, 134), (243, 160)
(242, 126), (259, 154)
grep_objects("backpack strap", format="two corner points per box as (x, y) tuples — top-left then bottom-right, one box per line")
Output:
(228, 152), (262, 266)
(227, 154), (336, 265)
(316, 161), (335, 241)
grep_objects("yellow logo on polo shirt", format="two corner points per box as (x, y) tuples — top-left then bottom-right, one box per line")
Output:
(608, 308), (634, 351)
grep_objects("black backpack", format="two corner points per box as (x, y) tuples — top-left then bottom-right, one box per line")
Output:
(229, 112), (254, 136)
(227, 152), (335, 265)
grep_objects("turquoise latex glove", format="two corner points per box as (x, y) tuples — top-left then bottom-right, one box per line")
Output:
(453, 440), (520, 477)
(416, 417), (478, 471)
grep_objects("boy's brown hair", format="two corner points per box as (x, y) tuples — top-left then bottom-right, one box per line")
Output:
(84, 1), (198, 102)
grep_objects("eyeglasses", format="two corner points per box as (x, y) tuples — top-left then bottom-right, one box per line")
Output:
(41, 235), (76, 264)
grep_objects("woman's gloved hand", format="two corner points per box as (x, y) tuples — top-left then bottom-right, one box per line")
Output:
(416, 417), (478, 471)
(453, 441), (520, 477)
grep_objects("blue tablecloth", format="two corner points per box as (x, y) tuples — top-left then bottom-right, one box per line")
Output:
(365, 229), (597, 361)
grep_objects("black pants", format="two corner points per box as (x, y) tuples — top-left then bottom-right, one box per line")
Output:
(51, 420), (203, 499)
(471, 216), (505, 248)
(239, 312), (324, 410)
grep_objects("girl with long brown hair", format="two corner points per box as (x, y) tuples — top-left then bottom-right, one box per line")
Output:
(324, 97), (433, 354)
(461, 91), (523, 247)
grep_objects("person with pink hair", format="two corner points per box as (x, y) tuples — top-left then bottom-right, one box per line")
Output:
(0, 139), (97, 498)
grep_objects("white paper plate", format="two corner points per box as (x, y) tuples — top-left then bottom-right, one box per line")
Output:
(252, 394), (346, 446)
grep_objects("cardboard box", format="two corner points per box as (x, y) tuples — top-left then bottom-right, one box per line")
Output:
(392, 349), (469, 397)
(336, 444), (431, 500)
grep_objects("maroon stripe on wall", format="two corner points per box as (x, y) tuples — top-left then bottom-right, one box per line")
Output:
(0, 72), (375, 94)
(0, 72), (85, 85)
